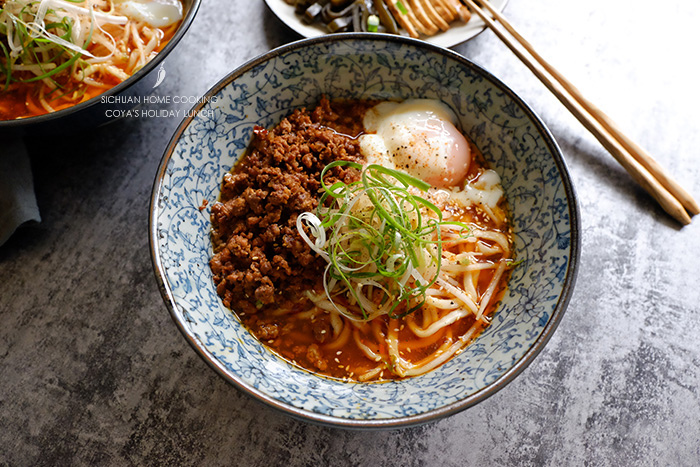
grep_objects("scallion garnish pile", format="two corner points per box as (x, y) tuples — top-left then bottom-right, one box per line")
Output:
(297, 161), (470, 321)
(0, 0), (125, 93)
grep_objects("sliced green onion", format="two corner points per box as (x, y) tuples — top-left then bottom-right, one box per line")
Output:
(0, 0), (99, 90)
(0, 41), (11, 89)
(395, 0), (408, 15)
(367, 14), (379, 33)
(299, 161), (471, 321)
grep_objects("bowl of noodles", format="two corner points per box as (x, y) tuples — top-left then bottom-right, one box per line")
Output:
(150, 33), (580, 428)
(0, 0), (200, 133)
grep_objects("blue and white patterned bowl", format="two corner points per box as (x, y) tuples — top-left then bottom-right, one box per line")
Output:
(149, 34), (580, 429)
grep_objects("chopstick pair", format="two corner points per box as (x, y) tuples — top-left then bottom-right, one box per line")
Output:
(462, 0), (699, 225)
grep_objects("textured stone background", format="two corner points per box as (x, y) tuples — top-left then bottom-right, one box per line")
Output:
(2, 1), (700, 465)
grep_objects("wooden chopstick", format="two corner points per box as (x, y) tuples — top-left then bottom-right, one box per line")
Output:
(462, 0), (698, 225)
(475, 0), (700, 218)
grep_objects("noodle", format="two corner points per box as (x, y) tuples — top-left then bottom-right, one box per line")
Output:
(0, 0), (184, 120)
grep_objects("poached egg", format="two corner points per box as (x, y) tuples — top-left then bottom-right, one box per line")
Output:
(359, 99), (471, 188)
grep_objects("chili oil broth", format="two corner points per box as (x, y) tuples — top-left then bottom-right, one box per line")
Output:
(237, 138), (513, 382)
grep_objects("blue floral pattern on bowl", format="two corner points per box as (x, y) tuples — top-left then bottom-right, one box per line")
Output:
(150, 34), (579, 429)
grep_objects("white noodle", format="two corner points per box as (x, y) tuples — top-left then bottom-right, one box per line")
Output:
(436, 276), (478, 314)
(329, 310), (343, 338)
(424, 295), (460, 310)
(473, 229), (510, 253)
(402, 324), (479, 376)
(476, 259), (507, 321)
(407, 307), (470, 338)
(353, 330), (382, 362)
(358, 366), (384, 382)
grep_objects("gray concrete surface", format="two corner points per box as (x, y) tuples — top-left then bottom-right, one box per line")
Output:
(2, 0), (700, 465)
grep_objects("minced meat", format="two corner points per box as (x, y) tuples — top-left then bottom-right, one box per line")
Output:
(209, 96), (370, 314)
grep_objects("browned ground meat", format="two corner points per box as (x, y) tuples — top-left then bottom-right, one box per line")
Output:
(209, 97), (370, 314)
(305, 344), (328, 371)
(257, 323), (279, 340)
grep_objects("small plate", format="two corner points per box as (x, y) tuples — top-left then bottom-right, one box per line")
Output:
(264, 0), (508, 48)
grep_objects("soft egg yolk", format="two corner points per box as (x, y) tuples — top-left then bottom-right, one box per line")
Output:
(384, 113), (470, 188)
(361, 100), (472, 189)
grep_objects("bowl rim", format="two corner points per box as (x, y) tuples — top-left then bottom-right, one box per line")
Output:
(0, 0), (202, 130)
(149, 32), (581, 429)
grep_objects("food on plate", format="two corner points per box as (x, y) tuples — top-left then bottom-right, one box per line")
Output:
(209, 96), (515, 382)
(0, 0), (184, 120)
(286, 0), (471, 38)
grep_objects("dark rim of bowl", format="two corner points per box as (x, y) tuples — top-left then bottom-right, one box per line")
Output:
(149, 32), (581, 430)
(0, 0), (201, 130)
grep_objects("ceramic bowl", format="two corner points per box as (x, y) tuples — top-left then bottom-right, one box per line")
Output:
(149, 33), (580, 429)
(0, 0), (201, 136)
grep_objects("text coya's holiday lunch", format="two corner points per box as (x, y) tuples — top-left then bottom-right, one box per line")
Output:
(105, 108), (217, 118)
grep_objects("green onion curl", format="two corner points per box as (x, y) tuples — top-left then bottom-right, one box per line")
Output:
(298, 161), (471, 321)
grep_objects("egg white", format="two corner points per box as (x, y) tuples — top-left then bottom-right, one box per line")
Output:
(114, 0), (183, 27)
